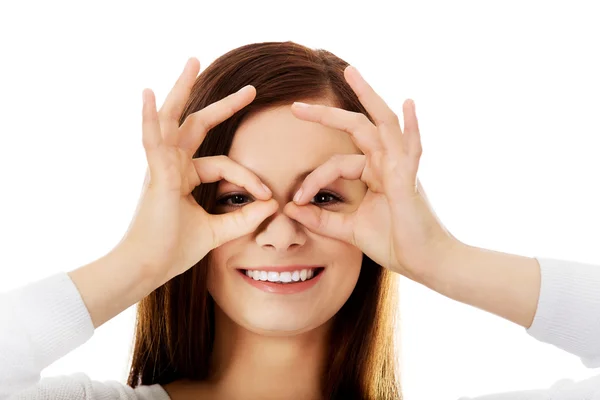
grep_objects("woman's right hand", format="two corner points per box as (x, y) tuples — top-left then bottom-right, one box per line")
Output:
(116, 58), (278, 283)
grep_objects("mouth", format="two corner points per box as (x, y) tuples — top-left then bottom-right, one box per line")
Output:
(236, 266), (325, 294)
(239, 267), (324, 284)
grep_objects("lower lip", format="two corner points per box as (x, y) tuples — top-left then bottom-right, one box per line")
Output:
(238, 269), (324, 294)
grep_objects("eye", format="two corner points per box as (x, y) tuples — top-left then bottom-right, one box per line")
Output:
(310, 191), (344, 206)
(216, 193), (252, 207)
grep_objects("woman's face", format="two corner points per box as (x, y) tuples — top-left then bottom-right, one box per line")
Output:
(207, 100), (367, 335)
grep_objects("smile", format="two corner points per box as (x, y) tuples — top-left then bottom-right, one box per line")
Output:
(236, 266), (325, 294)
(243, 267), (322, 283)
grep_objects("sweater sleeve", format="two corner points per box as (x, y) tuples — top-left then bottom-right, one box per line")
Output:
(459, 256), (600, 399)
(459, 375), (600, 400)
(0, 272), (170, 400)
(526, 257), (600, 367)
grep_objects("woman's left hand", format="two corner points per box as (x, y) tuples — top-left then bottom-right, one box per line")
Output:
(284, 66), (460, 282)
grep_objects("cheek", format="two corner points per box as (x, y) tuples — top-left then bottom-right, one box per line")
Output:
(324, 244), (363, 303)
(206, 245), (232, 296)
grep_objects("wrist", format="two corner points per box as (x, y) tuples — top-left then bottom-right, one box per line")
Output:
(110, 241), (171, 287)
(68, 247), (165, 329)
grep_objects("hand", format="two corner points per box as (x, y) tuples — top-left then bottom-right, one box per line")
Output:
(284, 66), (459, 282)
(115, 58), (278, 283)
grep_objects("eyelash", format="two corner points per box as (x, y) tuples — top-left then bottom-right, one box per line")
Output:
(216, 190), (345, 208)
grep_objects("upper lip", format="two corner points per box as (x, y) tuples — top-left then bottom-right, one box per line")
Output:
(238, 265), (323, 272)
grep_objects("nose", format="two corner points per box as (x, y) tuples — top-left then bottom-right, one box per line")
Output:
(254, 209), (307, 252)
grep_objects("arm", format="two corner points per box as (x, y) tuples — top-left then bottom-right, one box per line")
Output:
(68, 245), (167, 329)
(421, 242), (541, 329)
(422, 241), (600, 367)
(0, 248), (165, 399)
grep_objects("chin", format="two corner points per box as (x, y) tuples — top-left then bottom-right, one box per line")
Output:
(236, 310), (331, 336)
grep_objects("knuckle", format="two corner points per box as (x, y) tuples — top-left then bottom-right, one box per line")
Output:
(379, 112), (399, 127)
(215, 155), (228, 164)
(225, 103), (237, 118)
(415, 144), (423, 156)
(329, 153), (342, 164)
(388, 112), (400, 126)
(189, 111), (211, 132)
(196, 115), (211, 133)
(353, 112), (370, 127)
(143, 111), (158, 123)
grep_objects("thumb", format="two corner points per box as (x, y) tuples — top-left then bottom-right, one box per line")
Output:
(284, 202), (355, 245)
(210, 199), (278, 247)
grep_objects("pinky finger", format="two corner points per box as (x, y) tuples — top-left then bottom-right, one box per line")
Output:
(141, 89), (165, 183)
(402, 99), (422, 158)
(142, 89), (163, 152)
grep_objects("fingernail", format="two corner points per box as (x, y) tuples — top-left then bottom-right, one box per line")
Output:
(293, 102), (310, 108)
(262, 184), (272, 195)
(237, 85), (253, 94)
(293, 188), (303, 202)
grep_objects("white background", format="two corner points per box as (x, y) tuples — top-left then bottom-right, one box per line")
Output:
(1, 1), (599, 399)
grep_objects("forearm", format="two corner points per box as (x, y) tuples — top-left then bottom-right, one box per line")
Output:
(67, 245), (166, 329)
(421, 241), (541, 328)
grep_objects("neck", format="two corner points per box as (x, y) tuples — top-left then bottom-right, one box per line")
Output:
(207, 305), (331, 400)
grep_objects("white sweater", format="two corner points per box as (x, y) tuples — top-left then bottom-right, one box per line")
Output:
(2, 257), (600, 400)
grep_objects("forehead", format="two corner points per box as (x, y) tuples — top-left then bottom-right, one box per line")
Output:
(228, 103), (361, 177)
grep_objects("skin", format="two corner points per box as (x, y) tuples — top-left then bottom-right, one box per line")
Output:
(159, 62), (540, 399)
(68, 58), (541, 400)
(199, 102), (367, 399)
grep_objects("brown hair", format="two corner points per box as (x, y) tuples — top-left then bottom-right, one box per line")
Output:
(126, 41), (401, 399)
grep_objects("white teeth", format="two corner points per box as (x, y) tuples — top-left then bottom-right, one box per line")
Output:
(280, 272), (292, 283)
(300, 269), (307, 281)
(244, 268), (319, 283)
(267, 272), (279, 282)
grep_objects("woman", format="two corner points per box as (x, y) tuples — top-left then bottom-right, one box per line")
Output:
(1, 41), (600, 400)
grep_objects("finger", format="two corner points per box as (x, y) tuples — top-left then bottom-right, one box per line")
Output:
(293, 154), (365, 204)
(209, 199), (278, 247)
(344, 66), (401, 130)
(191, 155), (272, 200)
(402, 99), (423, 159)
(141, 89), (165, 181)
(178, 85), (256, 156)
(291, 103), (382, 155)
(157, 58), (201, 146)
(284, 202), (356, 245)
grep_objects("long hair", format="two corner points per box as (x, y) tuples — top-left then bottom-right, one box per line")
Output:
(127, 41), (401, 399)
